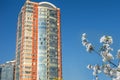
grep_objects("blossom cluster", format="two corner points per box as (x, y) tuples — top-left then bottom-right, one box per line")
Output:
(81, 33), (120, 80)
(87, 64), (120, 80)
(81, 33), (93, 52)
(100, 35), (114, 62)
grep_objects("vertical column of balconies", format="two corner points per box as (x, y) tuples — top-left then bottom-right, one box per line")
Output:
(49, 9), (58, 80)
(32, 3), (38, 80)
(20, 1), (35, 80)
(38, 7), (48, 80)
(23, 2), (34, 80)
(15, 11), (23, 80)
(20, 6), (26, 80)
(46, 8), (59, 80)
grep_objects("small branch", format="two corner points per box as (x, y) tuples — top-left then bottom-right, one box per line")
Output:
(93, 49), (117, 67)
(93, 49), (101, 57)
(108, 61), (117, 67)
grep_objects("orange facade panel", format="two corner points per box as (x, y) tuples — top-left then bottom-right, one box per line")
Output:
(32, 3), (38, 80)
(57, 9), (62, 79)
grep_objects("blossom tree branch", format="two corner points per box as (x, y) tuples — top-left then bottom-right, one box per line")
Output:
(81, 33), (120, 80)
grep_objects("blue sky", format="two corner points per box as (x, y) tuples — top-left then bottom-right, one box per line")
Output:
(0, 0), (120, 80)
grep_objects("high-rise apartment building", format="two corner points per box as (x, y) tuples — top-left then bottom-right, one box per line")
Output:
(0, 60), (15, 80)
(15, 0), (62, 80)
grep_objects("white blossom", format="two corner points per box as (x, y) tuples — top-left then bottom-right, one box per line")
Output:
(87, 64), (93, 69)
(100, 35), (113, 44)
(86, 43), (93, 52)
(103, 44), (113, 52)
(118, 64), (120, 68)
(82, 33), (87, 39)
(81, 33), (87, 46)
(95, 76), (99, 80)
(93, 71), (97, 76)
(103, 67), (110, 75)
(102, 52), (114, 62)
(93, 65), (101, 71)
(82, 40), (88, 46)
(117, 49), (120, 59)
(113, 72), (120, 80)
(88, 64), (101, 77)
(110, 69), (117, 77)
(81, 33), (93, 52)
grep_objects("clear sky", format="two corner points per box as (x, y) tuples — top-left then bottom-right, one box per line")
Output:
(0, 0), (120, 80)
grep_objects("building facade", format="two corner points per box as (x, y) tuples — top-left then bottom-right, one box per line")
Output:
(0, 66), (2, 80)
(15, 0), (62, 80)
(0, 60), (15, 80)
